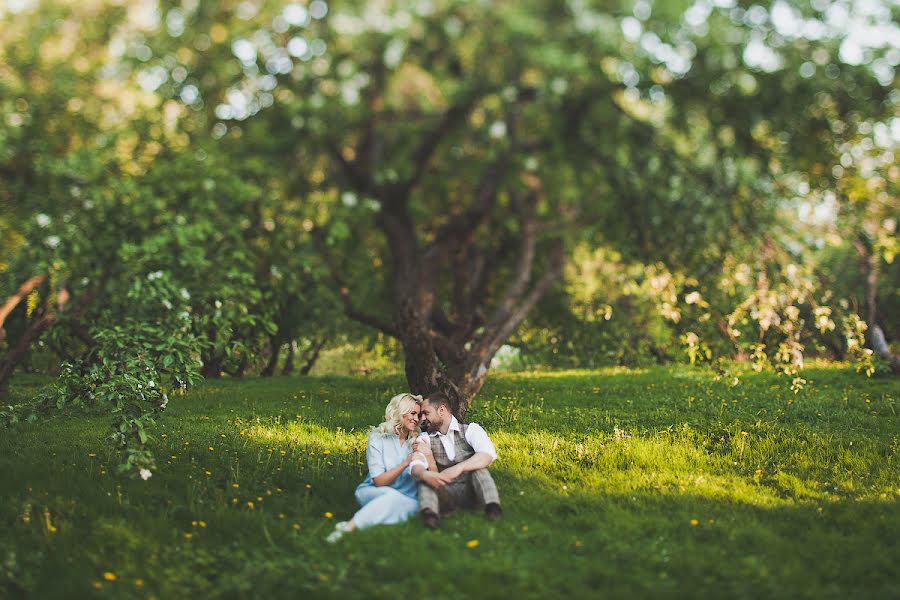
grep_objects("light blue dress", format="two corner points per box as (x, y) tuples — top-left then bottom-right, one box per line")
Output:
(352, 432), (420, 528)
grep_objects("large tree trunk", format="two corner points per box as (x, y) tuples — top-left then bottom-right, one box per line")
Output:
(323, 88), (568, 418)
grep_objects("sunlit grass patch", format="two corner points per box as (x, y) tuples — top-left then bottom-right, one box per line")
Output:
(1, 365), (898, 598)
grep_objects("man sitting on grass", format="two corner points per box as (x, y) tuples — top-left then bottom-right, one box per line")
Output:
(411, 391), (502, 529)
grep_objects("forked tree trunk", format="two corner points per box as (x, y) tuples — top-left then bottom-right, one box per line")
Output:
(322, 88), (568, 418)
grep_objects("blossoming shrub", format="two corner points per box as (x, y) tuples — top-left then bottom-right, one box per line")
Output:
(35, 274), (202, 476)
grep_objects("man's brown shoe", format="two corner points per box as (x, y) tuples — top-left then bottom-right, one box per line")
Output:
(422, 509), (441, 529)
(485, 503), (503, 522)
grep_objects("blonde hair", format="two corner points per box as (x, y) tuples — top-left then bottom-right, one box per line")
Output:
(371, 392), (423, 443)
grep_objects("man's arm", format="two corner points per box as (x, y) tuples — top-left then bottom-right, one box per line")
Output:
(438, 452), (493, 483)
(411, 462), (446, 489)
(439, 423), (497, 482)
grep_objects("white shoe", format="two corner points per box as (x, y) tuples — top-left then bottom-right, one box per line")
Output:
(326, 521), (353, 543)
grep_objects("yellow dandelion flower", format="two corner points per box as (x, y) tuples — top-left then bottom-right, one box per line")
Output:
(277, 513), (285, 519)
(208, 447), (214, 451)
(191, 520), (198, 527)
(184, 532), (193, 540)
(305, 484), (312, 489)
(690, 519), (699, 526)
(199, 521), (207, 528)
(135, 578), (144, 589)
(324, 512), (333, 519)
(232, 483), (240, 489)
(323, 450), (330, 455)
(257, 496), (263, 502)
(466, 539), (479, 548)
(87, 453), (97, 457)
(247, 501), (255, 509)
(292, 523), (301, 530)
(92, 581), (103, 590)
(103, 572), (117, 581)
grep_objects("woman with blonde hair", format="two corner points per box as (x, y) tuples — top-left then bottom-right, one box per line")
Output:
(327, 392), (435, 542)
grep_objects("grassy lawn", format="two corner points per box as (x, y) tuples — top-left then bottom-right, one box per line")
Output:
(1, 365), (898, 599)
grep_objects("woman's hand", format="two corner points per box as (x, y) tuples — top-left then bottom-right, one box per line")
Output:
(413, 439), (433, 457)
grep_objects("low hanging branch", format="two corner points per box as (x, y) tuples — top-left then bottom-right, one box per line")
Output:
(0, 275), (47, 342)
(0, 269), (112, 391)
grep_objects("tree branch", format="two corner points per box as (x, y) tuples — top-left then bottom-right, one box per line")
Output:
(401, 94), (481, 195)
(0, 275), (47, 341)
(311, 229), (399, 338)
(421, 154), (510, 263)
(477, 240), (565, 361)
(327, 144), (375, 196)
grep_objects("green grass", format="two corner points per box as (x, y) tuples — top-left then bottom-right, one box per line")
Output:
(1, 365), (898, 599)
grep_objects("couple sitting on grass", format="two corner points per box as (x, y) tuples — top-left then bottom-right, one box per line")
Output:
(327, 391), (501, 542)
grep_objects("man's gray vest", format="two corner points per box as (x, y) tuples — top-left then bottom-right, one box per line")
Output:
(429, 424), (475, 471)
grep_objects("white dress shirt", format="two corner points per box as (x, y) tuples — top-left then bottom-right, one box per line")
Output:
(417, 416), (497, 463)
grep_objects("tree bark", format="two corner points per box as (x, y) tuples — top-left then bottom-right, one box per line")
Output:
(261, 336), (282, 377)
(299, 336), (328, 376)
(855, 237), (899, 373)
(0, 309), (59, 391)
(281, 340), (297, 375)
(0, 269), (110, 392)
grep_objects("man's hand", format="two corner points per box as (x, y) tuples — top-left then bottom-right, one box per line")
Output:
(438, 464), (464, 484)
(421, 471), (447, 490)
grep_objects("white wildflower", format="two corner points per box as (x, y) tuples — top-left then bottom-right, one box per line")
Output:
(489, 121), (507, 139)
(139, 469), (152, 480)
